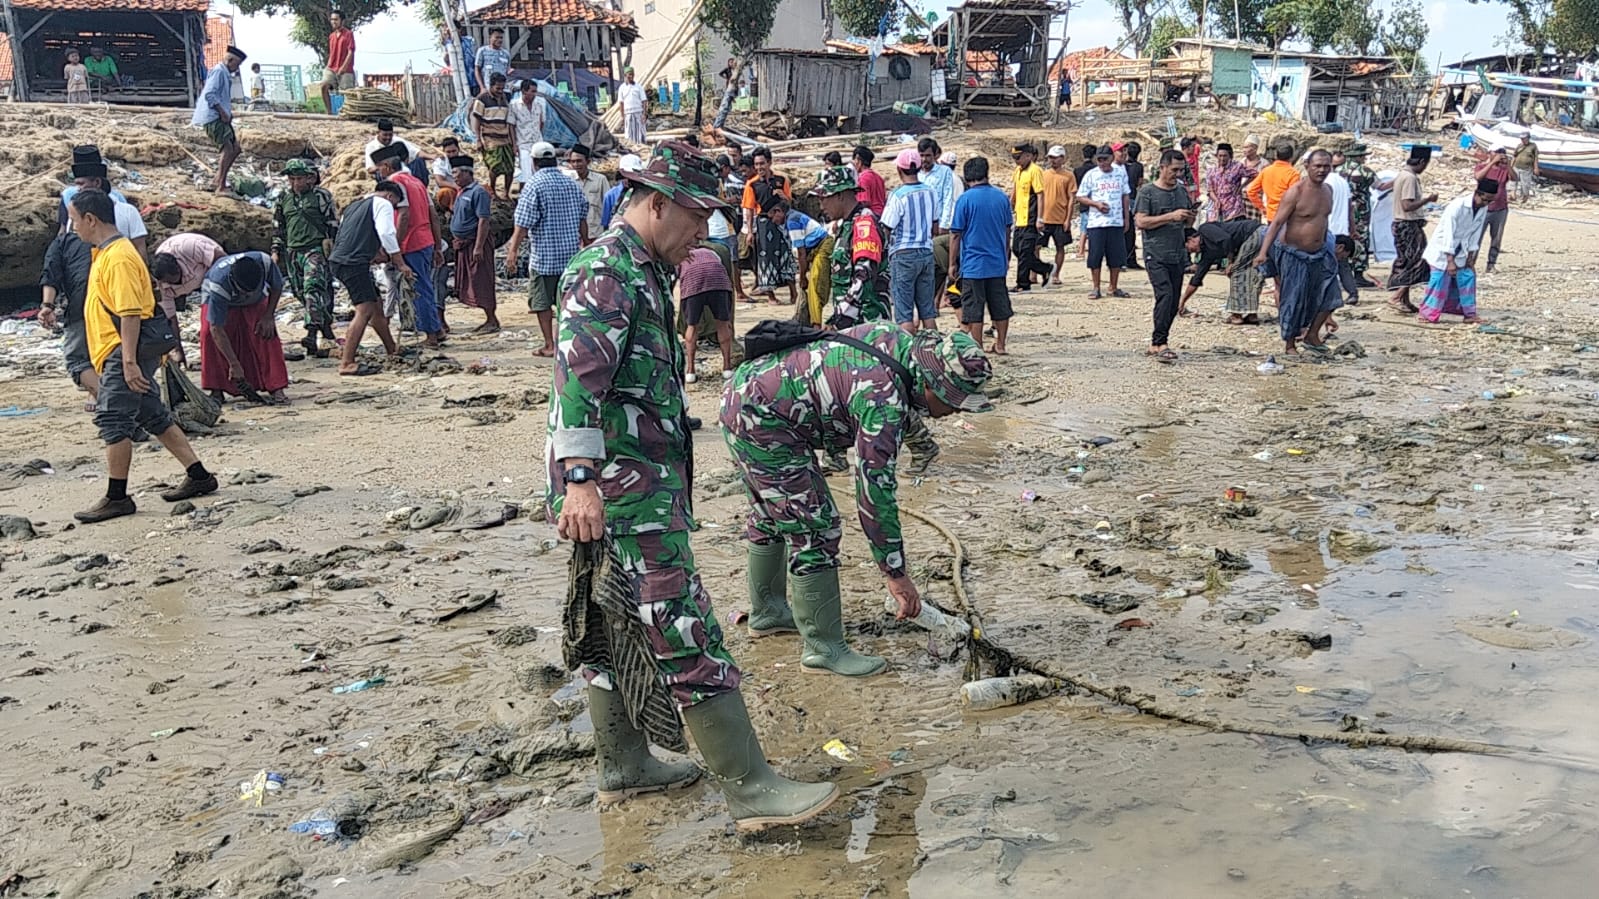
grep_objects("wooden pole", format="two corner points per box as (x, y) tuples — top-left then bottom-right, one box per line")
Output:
(438, 0), (469, 107)
(2, 0), (30, 102)
(182, 15), (196, 107)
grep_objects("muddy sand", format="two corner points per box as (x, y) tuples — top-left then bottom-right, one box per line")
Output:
(4, 131), (1599, 899)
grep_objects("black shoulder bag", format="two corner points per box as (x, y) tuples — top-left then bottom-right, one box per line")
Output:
(741, 319), (919, 401)
(99, 297), (180, 364)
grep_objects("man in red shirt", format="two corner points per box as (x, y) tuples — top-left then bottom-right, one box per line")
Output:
(374, 143), (446, 346)
(321, 9), (356, 117)
(852, 145), (886, 217)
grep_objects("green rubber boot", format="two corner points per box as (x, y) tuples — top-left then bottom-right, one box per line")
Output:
(589, 686), (702, 804)
(746, 541), (798, 637)
(790, 569), (887, 677)
(681, 689), (839, 832)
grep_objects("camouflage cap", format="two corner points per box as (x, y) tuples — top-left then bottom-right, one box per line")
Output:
(282, 159), (314, 176)
(811, 165), (859, 197)
(620, 140), (731, 212)
(912, 330), (993, 414)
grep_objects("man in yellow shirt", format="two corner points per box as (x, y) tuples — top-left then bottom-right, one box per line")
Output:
(1009, 143), (1053, 291)
(69, 189), (218, 524)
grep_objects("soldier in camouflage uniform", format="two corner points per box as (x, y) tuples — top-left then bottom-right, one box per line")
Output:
(547, 140), (836, 832)
(1336, 143), (1376, 285)
(271, 159), (339, 356)
(812, 165), (942, 473)
(720, 324), (994, 676)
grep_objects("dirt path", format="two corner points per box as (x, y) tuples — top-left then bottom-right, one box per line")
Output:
(3, 146), (1599, 899)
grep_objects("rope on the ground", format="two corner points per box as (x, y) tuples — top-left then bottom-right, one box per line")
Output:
(902, 506), (1514, 757)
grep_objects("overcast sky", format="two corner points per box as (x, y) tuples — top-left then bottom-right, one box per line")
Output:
(219, 0), (1506, 84)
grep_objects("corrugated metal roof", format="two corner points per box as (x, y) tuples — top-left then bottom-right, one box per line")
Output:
(11, 0), (208, 10)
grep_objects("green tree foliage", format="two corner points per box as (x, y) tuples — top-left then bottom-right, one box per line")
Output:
(832, 0), (899, 38)
(701, 0), (780, 53)
(1333, 4), (1383, 54)
(1146, 14), (1195, 60)
(1381, 0), (1430, 73)
(234, 0), (397, 62)
(1550, 0), (1599, 51)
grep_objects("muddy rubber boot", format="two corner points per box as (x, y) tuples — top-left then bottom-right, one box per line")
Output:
(746, 541), (797, 637)
(790, 569), (886, 677)
(589, 686), (702, 804)
(681, 689), (839, 832)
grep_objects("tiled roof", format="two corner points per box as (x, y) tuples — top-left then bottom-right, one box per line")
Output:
(0, 40), (11, 84)
(472, 0), (637, 37)
(1050, 46), (1128, 79)
(11, 0), (209, 10)
(204, 14), (235, 70)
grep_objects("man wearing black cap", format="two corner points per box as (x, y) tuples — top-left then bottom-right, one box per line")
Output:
(59, 147), (148, 258)
(191, 45), (246, 197)
(1417, 178), (1498, 324)
(1387, 146), (1438, 312)
(1076, 144), (1132, 299)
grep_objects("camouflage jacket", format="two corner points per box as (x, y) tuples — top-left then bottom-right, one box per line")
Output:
(1338, 161), (1375, 217)
(546, 223), (694, 536)
(272, 186), (338, 254)
(827, 204), (891, 328)
(722, 321), (922, 577)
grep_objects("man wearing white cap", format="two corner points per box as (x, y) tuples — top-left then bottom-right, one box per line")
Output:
(618, 67), (648, 144)
(1040, 145), (1078, 285)
(504, 141), (590, 357)
(601, 154), (643, 230)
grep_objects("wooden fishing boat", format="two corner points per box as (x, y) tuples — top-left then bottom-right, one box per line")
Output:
(1465, 119), (1599, 192)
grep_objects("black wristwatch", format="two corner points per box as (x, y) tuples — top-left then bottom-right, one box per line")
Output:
(563, 464), (598, 485)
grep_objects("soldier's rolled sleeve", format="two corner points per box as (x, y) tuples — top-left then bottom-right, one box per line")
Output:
(851, 398), (907, 578)
(551, 267), (631, 461)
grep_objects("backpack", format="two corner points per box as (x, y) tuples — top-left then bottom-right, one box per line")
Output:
(741, 319), (919, 401)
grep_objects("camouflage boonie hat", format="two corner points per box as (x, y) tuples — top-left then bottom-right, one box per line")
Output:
(622, 140), (731, 212)
(912, 330), (993, 414)
(282, 159), (314, 176)
(1343, 142), (1369, 157)
(811, 165), (859, 197)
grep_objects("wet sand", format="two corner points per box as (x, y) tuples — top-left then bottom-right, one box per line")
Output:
(2, 196), (1598, 898)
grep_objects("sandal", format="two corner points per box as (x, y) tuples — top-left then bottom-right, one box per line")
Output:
(339, 363), (383, 377)
(1087, 290), (1102, 299)
(1153, 348), (1179, 364)
(1111, 289), (1131, 298)
(1301, 342), (1332, 356)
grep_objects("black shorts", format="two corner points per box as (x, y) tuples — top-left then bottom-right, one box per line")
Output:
(1086, 227), (1128, 271)
(1041, 223), (1073, 249)
(334, 262), (380, 306)
(959, 277), (1013, 325)
(682, 289), (732, 324)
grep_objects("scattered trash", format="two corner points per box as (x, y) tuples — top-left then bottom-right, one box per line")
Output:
(149, 726), (194, 740)
(289, 810), (340, 838)
(1020, 489), (1039, 503)
(1256, 356), (1284, 375)
(1093, 520), (1114, 540)
(238, 769), (285, 806)
(1285, 447), (1309, 456)
(428, 590), (499, 624)
(1174, 685), (1203, 697)
(727, 609), (749, 626)
(1251, 449), (1273, 461)
(1546, 433), (1584, 446)
(332, 676), (385, 695)
(0, 405), (47, 417)
(823, 739), (858, 763)
(1224, 486), (1248, 502)
(959, 674), (1057, 710)
(1083, 436), (1116, 447)
(1113, 617), (1152, 630)
(884, 595), (971, 639)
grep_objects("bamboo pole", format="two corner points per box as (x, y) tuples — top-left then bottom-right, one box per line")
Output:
(601, 0), (705, 130)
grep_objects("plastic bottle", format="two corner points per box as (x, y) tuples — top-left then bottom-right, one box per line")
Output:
(1256, 356), (1284, 375)
(959, 675), (1057, 711)
(884, 596), (972, 639)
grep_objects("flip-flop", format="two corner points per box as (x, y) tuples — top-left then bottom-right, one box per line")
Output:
(1154, 349), (1179, 364)
(1301, 342), (1332, 356)
(1087, 290), (1102, 299)
(339, 363), (383, 377)
(1111, 289), (1132, 298)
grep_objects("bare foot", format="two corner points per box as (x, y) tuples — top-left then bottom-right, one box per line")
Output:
(533, 346), (555, 357)
(1226, 313), (1245, 325)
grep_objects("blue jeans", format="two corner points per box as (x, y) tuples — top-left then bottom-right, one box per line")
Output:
(404, 247), (442, 335)
(889, 248), (936, 325)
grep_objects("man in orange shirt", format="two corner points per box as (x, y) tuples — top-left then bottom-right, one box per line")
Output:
(1244, 143), (1301, 222)
(1039, 145), (1078, 285)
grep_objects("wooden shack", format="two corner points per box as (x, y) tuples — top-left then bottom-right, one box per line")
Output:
(1168, 38), (1263, 102)
(1250, 53), (1401, 131)
(752, 49), (868, 119)
(931, 0), (1064, 115)
(822, 38), (944, 109)
(1, 0), (210, 105)
(465, 0), (638, 111)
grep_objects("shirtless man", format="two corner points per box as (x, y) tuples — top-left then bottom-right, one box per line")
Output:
(1253, 149), (1341, 354)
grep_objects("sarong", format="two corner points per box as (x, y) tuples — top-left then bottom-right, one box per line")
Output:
(198, 299), (289, 395)
(1388, 219), (1430, 288)
(754, 216), (794, 290)
(1270, 236), (1343, 342)
(1228, 225), (1268, 314)
(480, 144), (514, 177)
(625, 110), (647, 144)
(453, 236), (496, 312)
(1419, 266), (1477, 322)
(805, 234), (837, 325)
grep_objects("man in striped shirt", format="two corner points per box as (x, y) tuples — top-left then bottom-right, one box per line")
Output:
(880, 149), (939, 332)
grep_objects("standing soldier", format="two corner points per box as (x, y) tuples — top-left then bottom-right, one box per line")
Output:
(548, 142), (837, 831)
(1336, 143), (1377, 286)
(720, 325), (993, 675)
(272, 159), (339, 356)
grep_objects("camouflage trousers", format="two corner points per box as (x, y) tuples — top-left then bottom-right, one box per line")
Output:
(725, 418), (867, 576)
(579, 529), (742, 707)
(285, 248), (334, 331)
(1348, 214), (1371, 276)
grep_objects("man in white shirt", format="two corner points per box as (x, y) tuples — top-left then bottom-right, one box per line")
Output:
(328, 181), (410, 376)
(1417, 177), (1497, 324)
(508, 79), (549, 183)
(362, 118), (428, 179)
(566, 143), (609, 243)
(618, 67), (648, 145)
